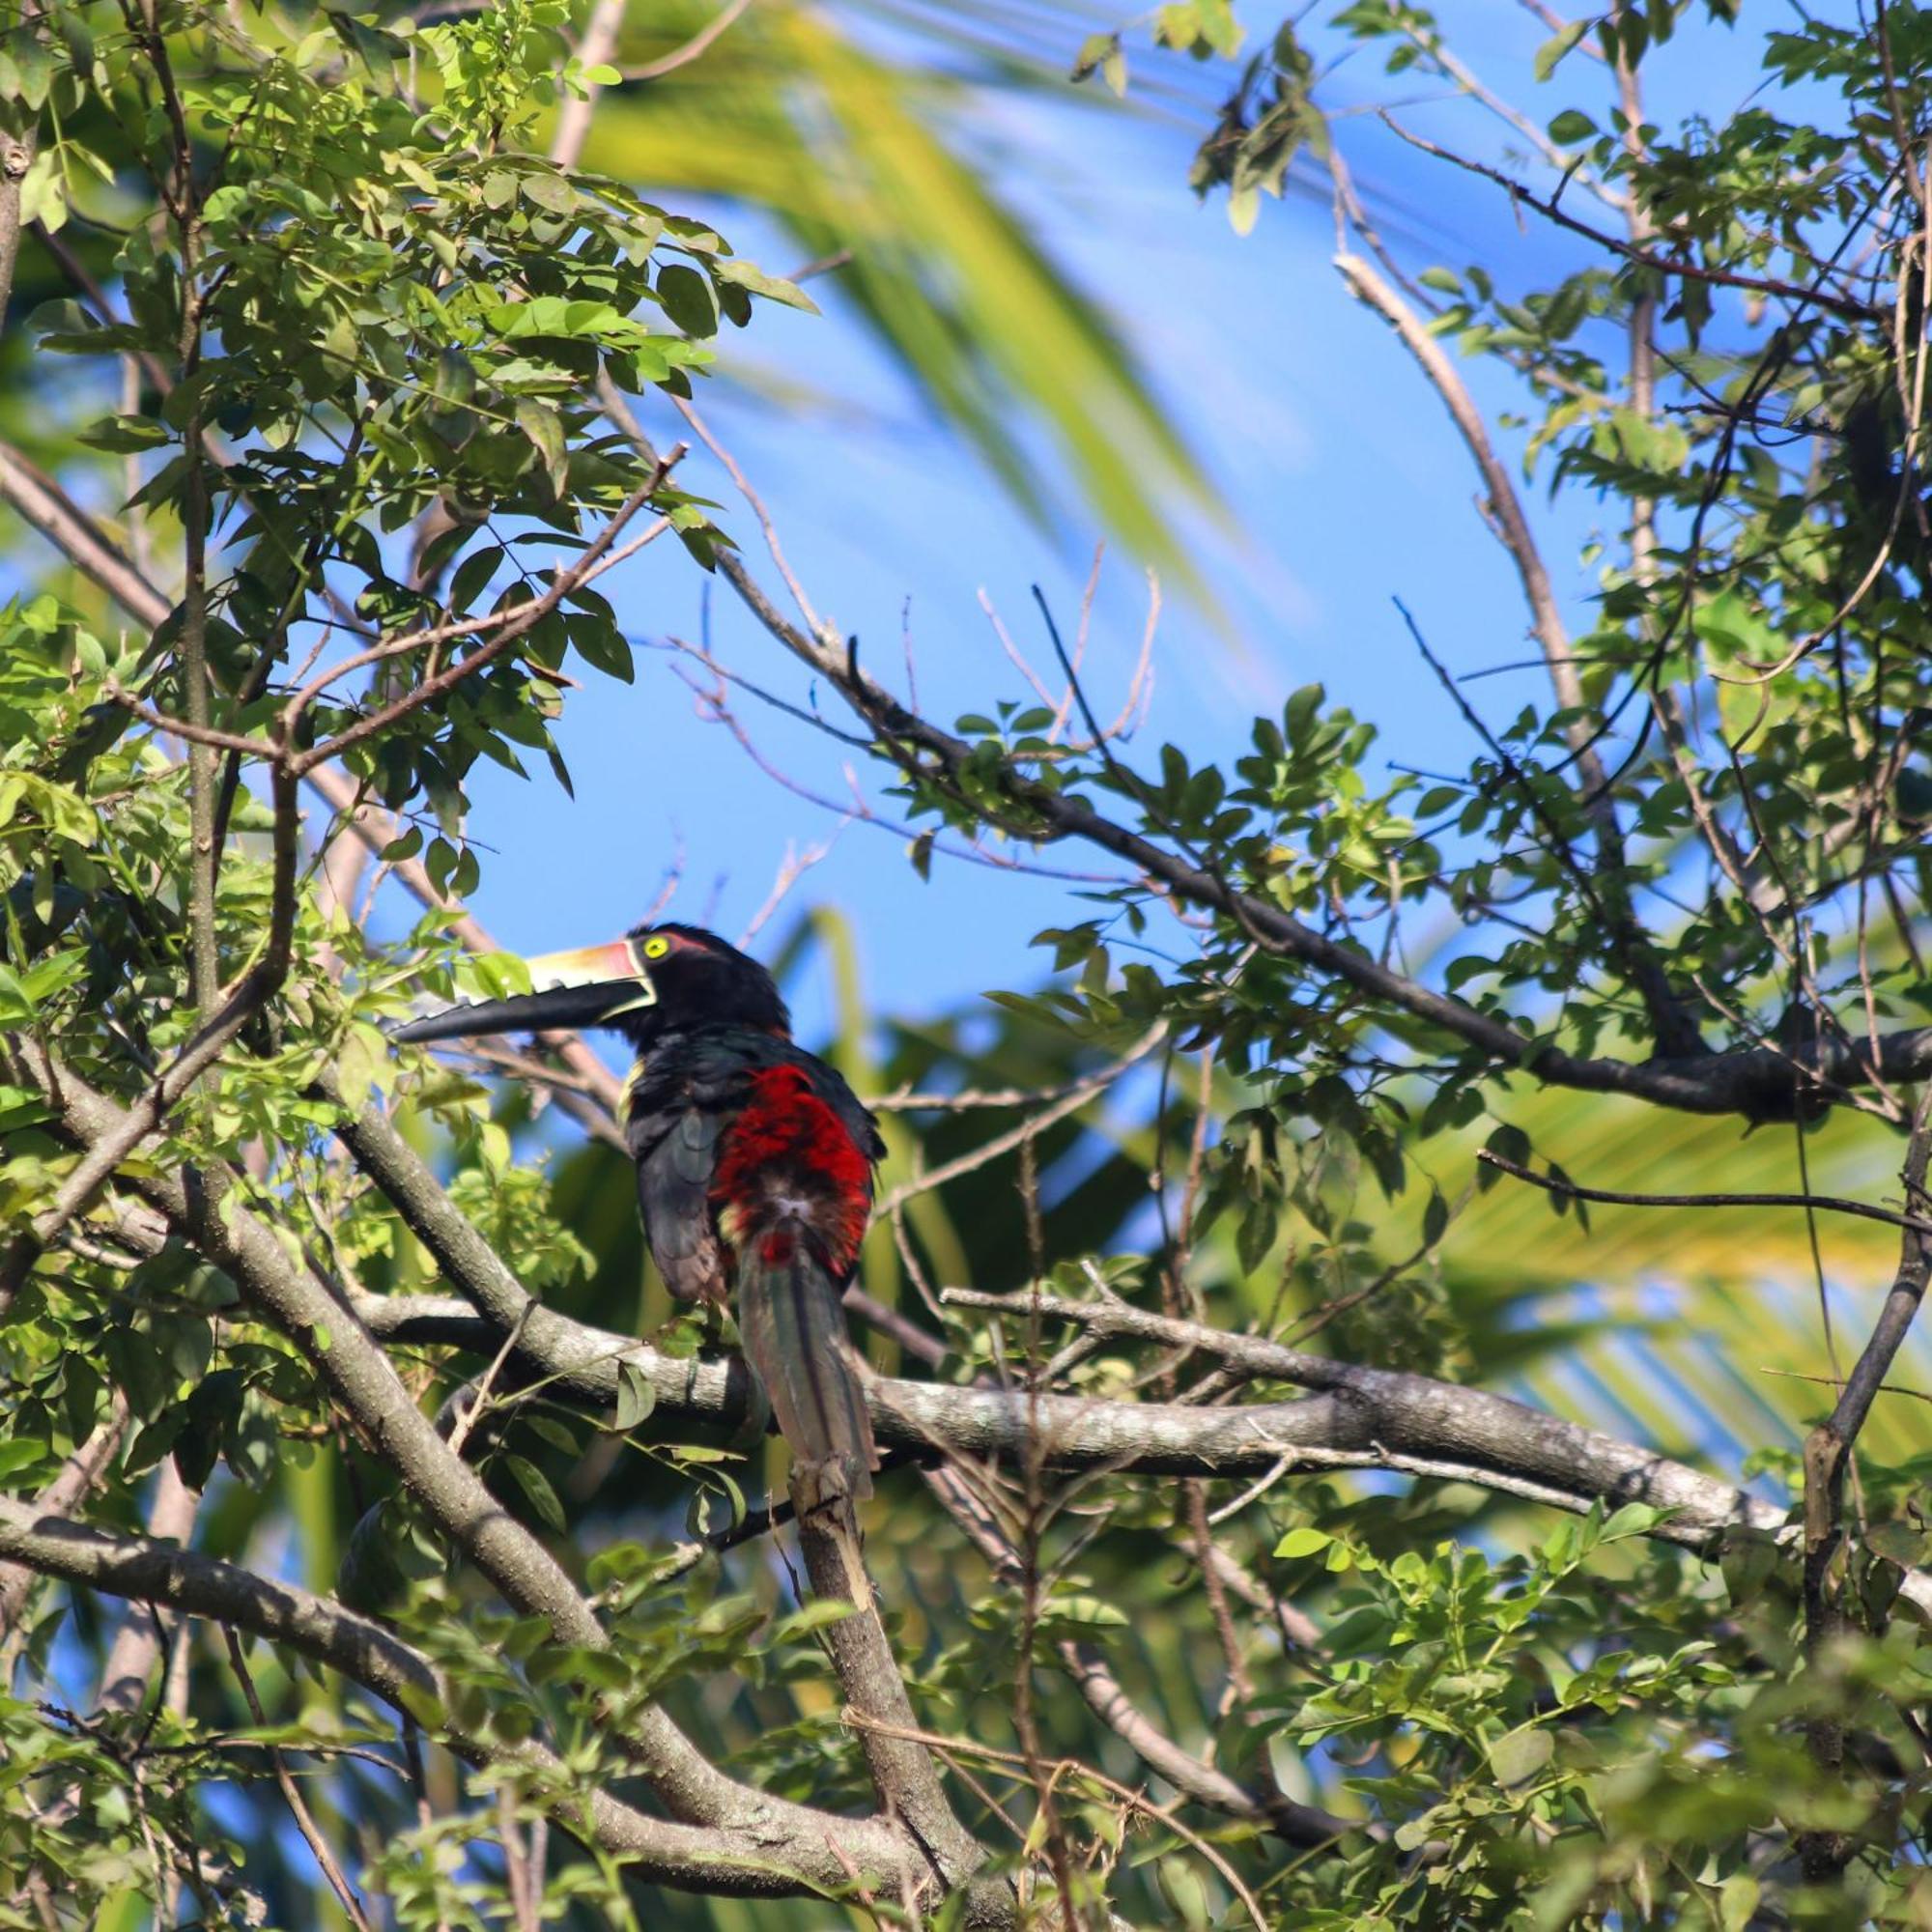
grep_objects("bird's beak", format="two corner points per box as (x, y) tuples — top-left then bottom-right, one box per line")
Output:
(388, 939), (656, 1044)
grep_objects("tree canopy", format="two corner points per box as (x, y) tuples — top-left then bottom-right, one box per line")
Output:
(3, 2), (1932, 1928)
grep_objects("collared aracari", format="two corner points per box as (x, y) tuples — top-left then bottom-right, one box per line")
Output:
(392, 923), (884, 1501)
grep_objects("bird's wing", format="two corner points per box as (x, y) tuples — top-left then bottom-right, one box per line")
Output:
(625, 1034), (750, 1304)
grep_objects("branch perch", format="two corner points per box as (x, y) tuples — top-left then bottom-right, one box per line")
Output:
(339, 1281), (1869, 1601)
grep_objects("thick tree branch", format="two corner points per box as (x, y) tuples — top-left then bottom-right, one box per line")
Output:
(0, 9), (40, 332)
(347, 1285), (1874, 1602)
(0, 1495), (959, 1906)
(14, 1042), (998, 1911)
(791, 1498), (984, 1889)
(98, 1462), (201, 1717)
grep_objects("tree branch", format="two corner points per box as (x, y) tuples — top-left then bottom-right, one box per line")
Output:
(1476, 1147), (1932, 1237)
(97, 1461), (201, 1717)
(925, 1465), (1361, 1848)
(680, 476), (1925, 1120)
(223, 1624), (376, 1932)
(1799, 1092), (1932, 1882)
(344, 1282), (1875, 1602)
(14, 1041), (994, 1905)
(0, 1391), (129, 1645)
(790, 1497), (983, 1891)
(0, 1495), (957, 1906)
(0, 759), (300, 1307)
(551, 0), (627, 162)
(0, 8), (41, 331)
(1381, 117), (1881, 324)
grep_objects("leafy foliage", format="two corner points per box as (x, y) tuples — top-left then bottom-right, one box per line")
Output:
(5, 2), (1932, 1929)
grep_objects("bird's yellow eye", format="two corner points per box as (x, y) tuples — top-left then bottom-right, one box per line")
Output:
(642, 936), (671, 959)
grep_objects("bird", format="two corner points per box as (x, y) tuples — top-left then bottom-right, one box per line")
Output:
(390, 922), (885, 1510)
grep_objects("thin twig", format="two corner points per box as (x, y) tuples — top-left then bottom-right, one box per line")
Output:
(620, 0), (750, 81)
(1475, 1147), (1932, 1238)
(223, 1627), (376, 1932)
(873, 1022), (1166, 1219)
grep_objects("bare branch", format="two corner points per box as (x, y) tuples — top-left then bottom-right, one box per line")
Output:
(790, 1491), (983, 1891)
(0, 438), (173, 629)
(1800, 1090), (1932, 1882)
(1476, 1146), (1932, 1237)
(223, 1625), (376, 1932)
(620, 0), (751, 82)
(1381, 117), (1882, 324)
(551, 0), (626, 163)
(873, 1023), (1167, 1218)
(1341, 258), (1697, 1056)
(343, 1277), (1858, 1598)
(98, 1462), (201, 1717)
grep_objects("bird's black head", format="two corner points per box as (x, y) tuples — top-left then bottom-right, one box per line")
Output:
(388, 921), (789, 1051)
(610, 923), (789, 1048)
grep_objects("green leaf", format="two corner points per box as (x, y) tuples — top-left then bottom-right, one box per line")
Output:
(655, 263), (719, 338)
(711, 255), (818, 315)
(613, 1358), (655, 1434)
(760, 1598), (859, 1645)
(1274, 1527), (1332, 1561)
(1533, 19), (1591, 79)
(1719, 1526), (1782, 1605)
(448, 547), (503, 611)
(1487, 1726), (1553, 1786)
(1422, 1187), (1449, 1245)
(1599, 1501), (1669, 1542)
(1547, 108), (1598, 145)
(1236, 1194), (1277, 1271)
(76, 414), (171, 453)
(0, 1438), (50, 1487)
(1719, 1877), (1760, 1932)
(513, 400), (566, 494)
(1866, 1520), (1929, 1568)
(501, 1453), (566, 1532)
(1070, 31), (1117, 81)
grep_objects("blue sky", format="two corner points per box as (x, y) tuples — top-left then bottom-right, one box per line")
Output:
(0, 6), (1785, 1041)
(449, 3), (1782, 1042)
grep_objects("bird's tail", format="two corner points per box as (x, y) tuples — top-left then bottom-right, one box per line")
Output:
(735, 1227), (878, 1505)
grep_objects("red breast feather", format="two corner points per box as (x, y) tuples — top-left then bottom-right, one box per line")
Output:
(709, 1064), (873, 1272)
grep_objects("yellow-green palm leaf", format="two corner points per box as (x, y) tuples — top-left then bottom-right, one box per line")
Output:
(581, 1), (1218, 595)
